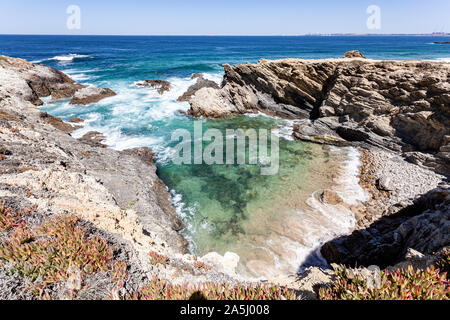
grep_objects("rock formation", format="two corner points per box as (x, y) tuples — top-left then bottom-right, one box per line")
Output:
(321, 184), (449, 268)
(187, 54), (450, 174)
(177, 74), (220, 102)
(69, 86), (116, 105)
(0, 55), (83, 105)
(186, 51), (450, 269)
(135, 79), (172, 94)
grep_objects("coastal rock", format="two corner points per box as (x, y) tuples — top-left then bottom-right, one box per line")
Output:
(69, 86), (116, 105)
(320, 189), (343, 205)
(39, 111), (81, 133)
(177, 75), (220, 102)
(79, 131), (107, 147)
(320, 184), (450, 268)
(343, 50), (366, 59)
(0, 56), (189, 263)
(201, 252), (240, 277)
(187, 56), (450, 173)
(0, 55), (84, 105)
(135, 79), (172, 94)
(69, 117), (85, 123)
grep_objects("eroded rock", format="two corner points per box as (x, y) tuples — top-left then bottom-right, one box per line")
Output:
(135, 79), (172, 94)
(69, 86), (116, 105)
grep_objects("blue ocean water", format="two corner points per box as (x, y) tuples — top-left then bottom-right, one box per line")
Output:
(1, 35), (448, 277)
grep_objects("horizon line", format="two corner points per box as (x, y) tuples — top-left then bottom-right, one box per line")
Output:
(0, 33), (449, 37)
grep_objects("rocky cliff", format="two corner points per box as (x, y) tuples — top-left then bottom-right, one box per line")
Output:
(188, 54), (450, 174)
(187, 52), (449, 269)
(0, 55), (247, 299)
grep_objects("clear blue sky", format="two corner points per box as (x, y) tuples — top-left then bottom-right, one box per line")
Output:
(0, 0), (448, 35)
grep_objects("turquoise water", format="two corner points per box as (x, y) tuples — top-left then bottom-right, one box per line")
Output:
(1, 35), (448, 277)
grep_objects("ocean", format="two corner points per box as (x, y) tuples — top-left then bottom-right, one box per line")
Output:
(1, 35), (448, 278)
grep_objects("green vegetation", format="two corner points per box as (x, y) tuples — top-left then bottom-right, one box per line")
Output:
(0, 202), (117, 297)
(193, 260), (214, 272)
(149, 251), (169, 266)
(125, 278), (297, 300)
(319, 265), (449, 300)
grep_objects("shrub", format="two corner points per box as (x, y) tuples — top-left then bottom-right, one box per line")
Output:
(149, 251), (169, 266)
(0, 201), (28, 232)
(319, 265), (449, 300)
(125, 278), (297, 300)
(436, 248), (450, 279)
(0, 206), (119, 297)
(193, 261), (213, 272)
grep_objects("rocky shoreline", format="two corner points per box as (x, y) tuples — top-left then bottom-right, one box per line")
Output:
(184, 52), (449, 272)
(0, 52), (448, 300)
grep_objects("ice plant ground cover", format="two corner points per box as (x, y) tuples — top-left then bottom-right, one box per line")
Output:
(0, 202), (297, 300)
(319, 264), (450, 300)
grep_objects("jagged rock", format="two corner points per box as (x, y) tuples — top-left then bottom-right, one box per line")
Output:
(188, 56), (450, 173)
(135, 79), (172, 94)
(177, 75), (220, 102)
(79, 131), (107, 147)
(69, 86), (116, 105)
(320, 185), (450, 268)
(343, 50), (366, 59)
(0, 55), (84, 105)
(39, 111), (80, 133)
(69, 117), (84, 123)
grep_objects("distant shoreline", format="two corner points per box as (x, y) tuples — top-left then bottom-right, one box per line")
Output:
(0, 33), (449, 37)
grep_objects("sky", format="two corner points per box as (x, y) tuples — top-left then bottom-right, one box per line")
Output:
(0, 0), (449, 35)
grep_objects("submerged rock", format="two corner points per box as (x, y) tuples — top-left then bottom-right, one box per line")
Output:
(135, 79), (172, 94)
(69, 86), (116, 105)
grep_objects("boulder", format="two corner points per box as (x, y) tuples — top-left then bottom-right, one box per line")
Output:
(343, 50), (366, 59)
(69, 86), (116, 105)
(177, 75), (220, 102)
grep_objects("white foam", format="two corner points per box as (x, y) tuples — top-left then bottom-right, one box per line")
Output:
(32, 54), (92, 65)
(201, 72), (224, 85)
(434, 57), (450, 63)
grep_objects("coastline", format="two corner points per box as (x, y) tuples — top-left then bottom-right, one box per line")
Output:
(0, 52), (448, 300)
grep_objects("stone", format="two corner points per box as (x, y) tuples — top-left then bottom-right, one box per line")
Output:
(177, 75), (220, 102)
(69, 117), (84, 123)
(201, 252), (240, 277)
(320, 189), (343, 205)
(343, 50), (366, 59)
(69, 86), (116, 105)
(377, 176), (395, 192)
(135, 79), (172, 94)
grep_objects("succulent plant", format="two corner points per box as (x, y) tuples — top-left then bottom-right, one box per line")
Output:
(319, 265), (449, 300)
(124, 278), (297, 300)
